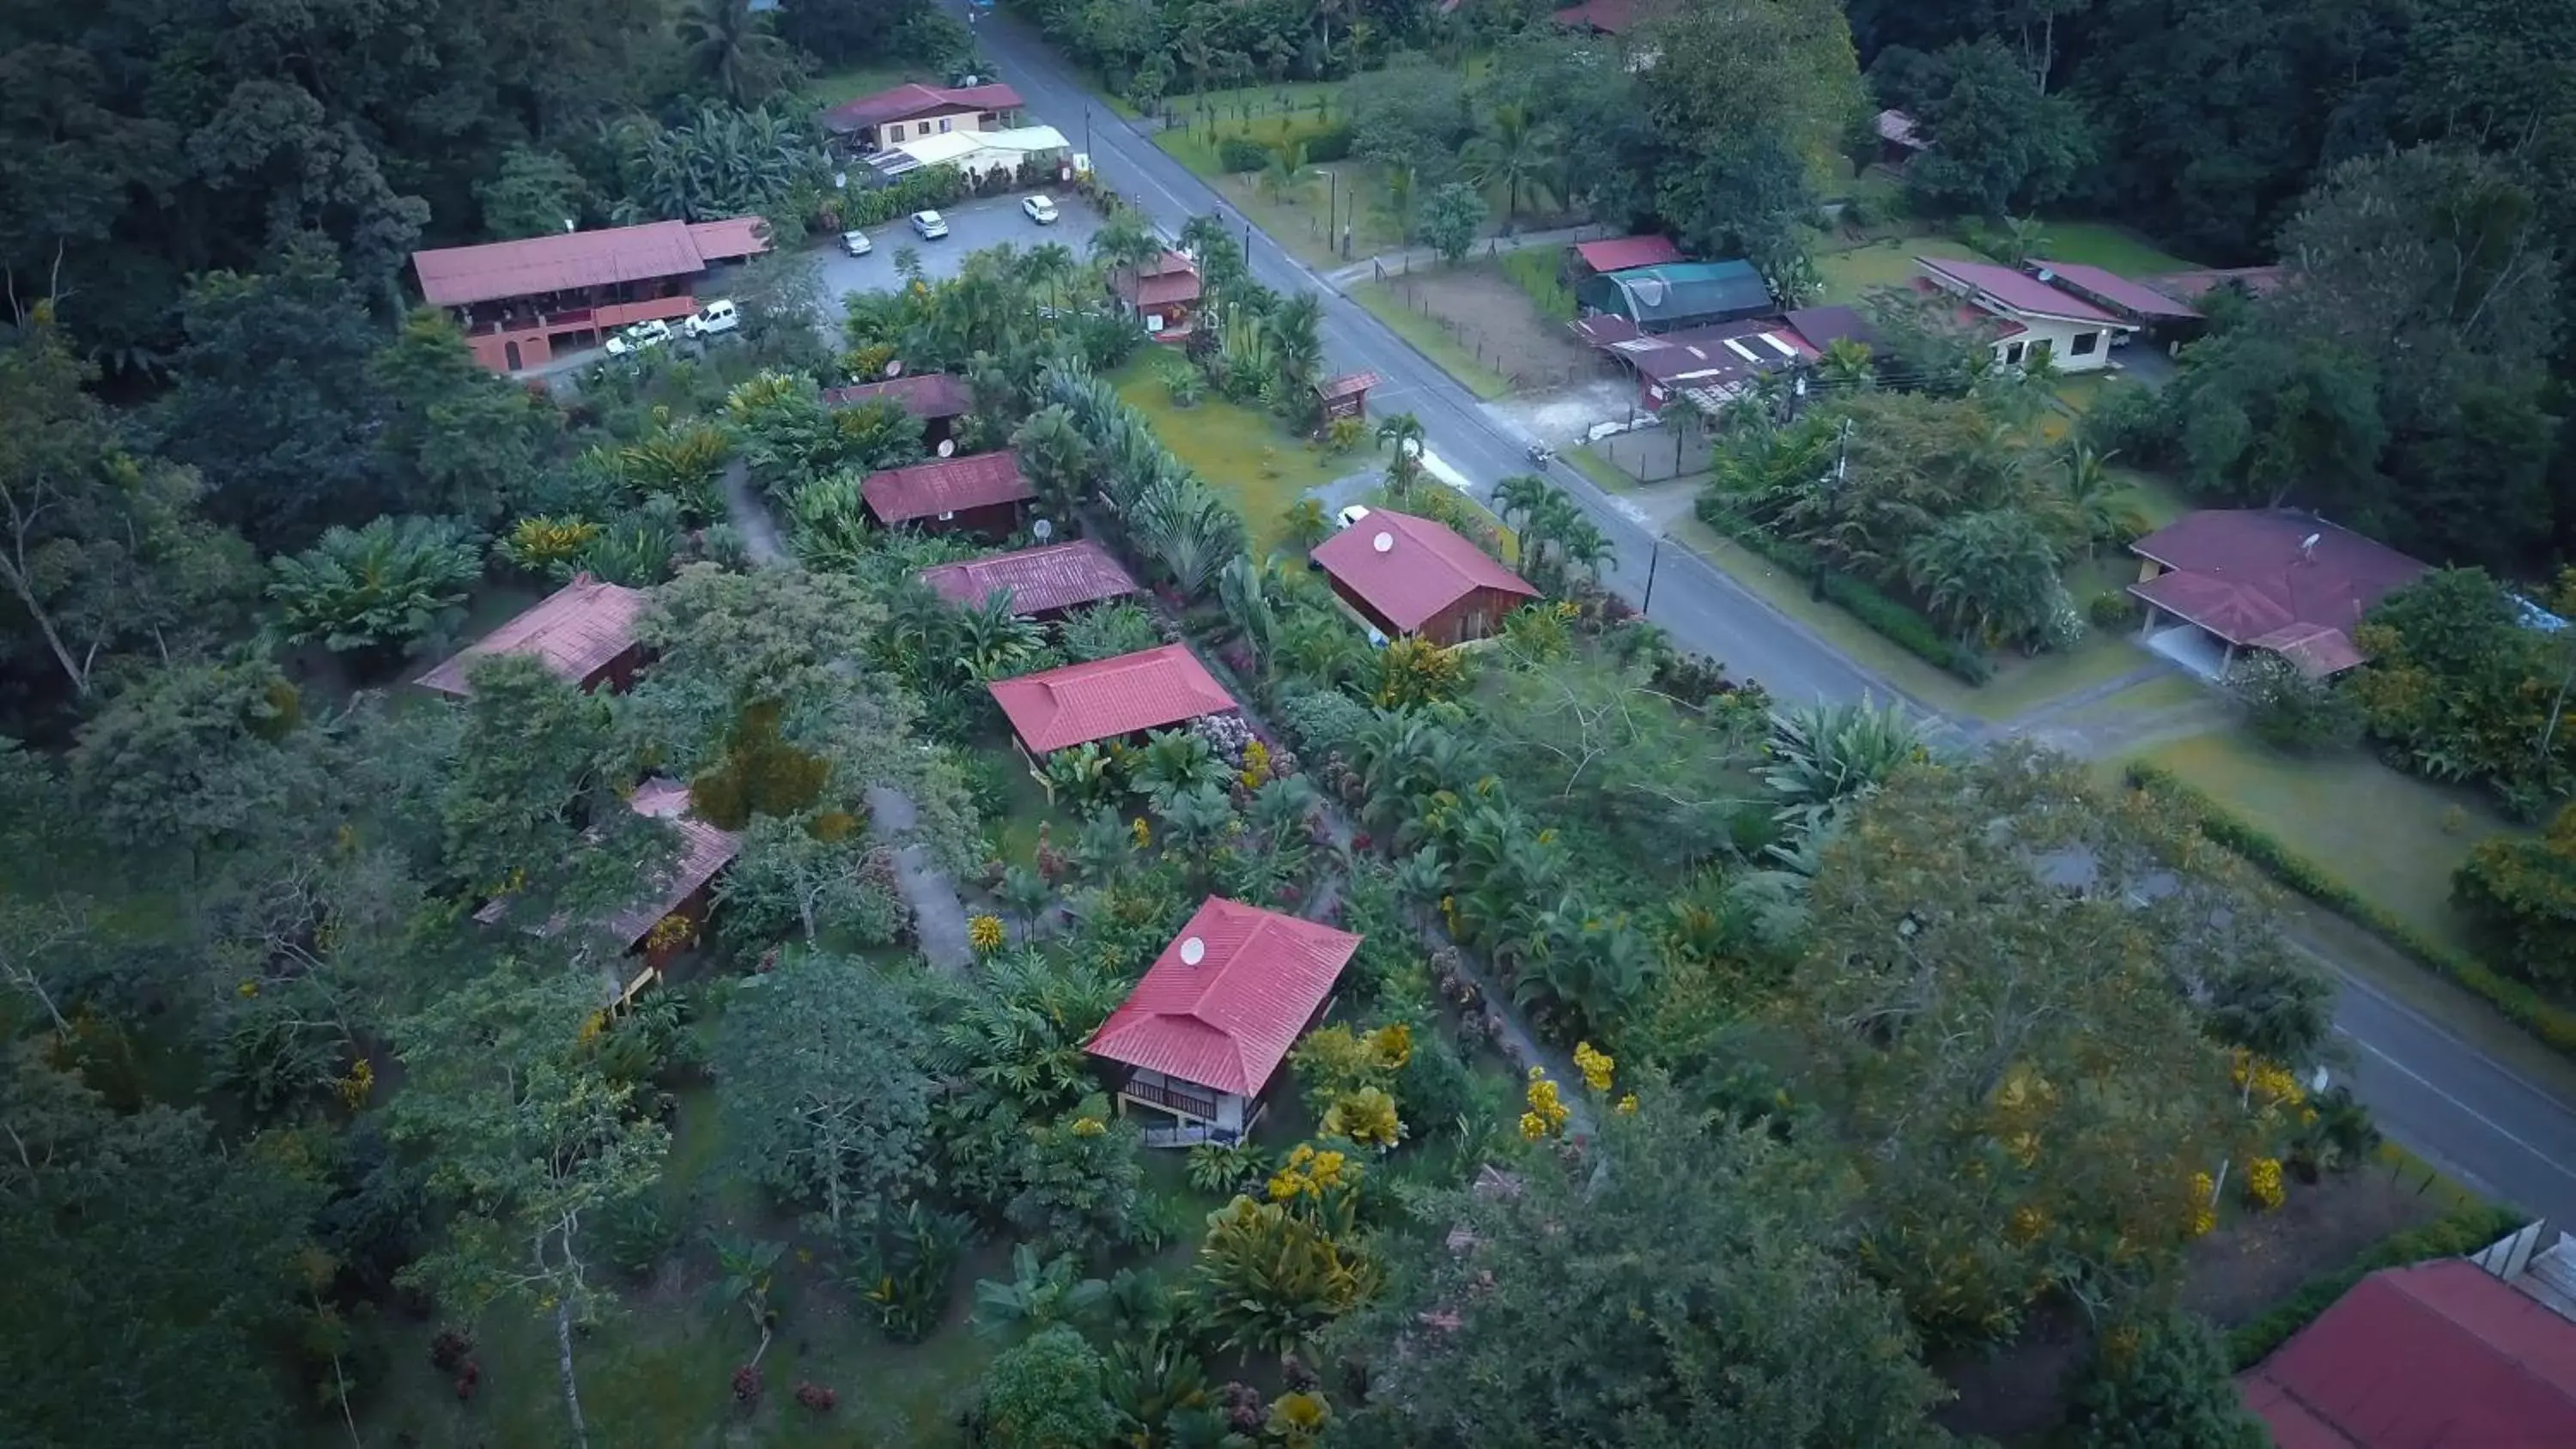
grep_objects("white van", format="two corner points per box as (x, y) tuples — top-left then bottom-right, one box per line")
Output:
(683, 300), (740, 338)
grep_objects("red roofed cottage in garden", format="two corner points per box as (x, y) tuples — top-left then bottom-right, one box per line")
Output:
(918, 540), (1142, 620)
(1086, 897), (1363, 1145)
(2129, 510), (2427, 681)
(1311, 510), (1538, 645)
(987, 645), (1239, 760)
(817, 81), (1024, 151)
(415, 575), (651, 698)
(860, 450), (1036, 537)
(1912, 256), (2135, 373)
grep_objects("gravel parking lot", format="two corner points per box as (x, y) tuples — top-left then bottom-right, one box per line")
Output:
(812, 191), (1105, 300)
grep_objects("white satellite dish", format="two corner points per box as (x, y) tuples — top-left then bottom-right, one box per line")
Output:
(1032, 518), (1054, 541)
(884, 358), (905, 378)
(937, 438), (956, 457)
(1179, 937), (1206, 966)
(1371, 531), (1394, 554)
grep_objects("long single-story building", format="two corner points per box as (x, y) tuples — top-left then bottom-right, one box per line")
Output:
(1310, 509), (1539, 645)
(415, 574), (651, 698)
(819, 80), (1024, 151)
(987, 644), (1238, 758)
(917, 539), (1142, 619)
(860, 450), (1035, 537)
(2021, 258), (2203, 349)
(860, 123), (1070, 185)
(2128, 509), (2428, 680)
(1911, 256), (2136, 374)
(411, 217), (769, 373)
(1085, 895), (1363, 1146)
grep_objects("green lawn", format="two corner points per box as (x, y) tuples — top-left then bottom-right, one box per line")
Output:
(1112, 357), (1358, 558)
(802, 64), (919, 111)
(2032, 221), (2201, 276)
(2115, 466), (2195, 529)
(1814, 235), (1991, 306)
(1349, 282), (1514, 398)
(2136, 731), (2524, 955)
(1153, 88), (1407, 270)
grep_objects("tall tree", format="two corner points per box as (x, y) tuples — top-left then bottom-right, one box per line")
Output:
(675, 0), (800, 106)
(1334, 1086), (1950, 1449)
(390, 961), (671, 1449)
(714, 952), (935, 1227)
(1639, 0), (1864, 268)
(1900, 39), (2093, 215)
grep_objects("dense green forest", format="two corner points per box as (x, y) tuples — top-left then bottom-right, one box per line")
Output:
(0, 0), (2553, 1444)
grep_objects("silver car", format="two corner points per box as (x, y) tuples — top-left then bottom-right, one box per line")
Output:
(910, 209), (950, 239)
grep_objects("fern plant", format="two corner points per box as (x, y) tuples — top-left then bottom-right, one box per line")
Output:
(267, 513), (483, 657)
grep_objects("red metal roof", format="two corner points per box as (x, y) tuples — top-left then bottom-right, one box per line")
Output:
(2240, 1259), (2576, 1449)
(861, 450), (1033, 524)
(1573, 234), (1685, 274)
(1315, 370), (1380, 402)
(2129, 510), (2427, 671)
(822, 372), (975, 418)
(1312, 509), (1539, 634)
(476, 779), (740, 947)
(416, 576), (648, 696)
(987, 644), (1237, 754)
(1917, 256), (2123, 325)
(1552, 0), (1648, 32)
(820, 82), (1024, 132)
(412, 219), (763, 308)
(2029, 259), (2201, 320)
(1115, 252), (1201, 309)
(918, 540), (1141, 615)
(684, 217), (772, 263)
(1606, 317), (1817, 389)
(1084, 896), (1363, 1096)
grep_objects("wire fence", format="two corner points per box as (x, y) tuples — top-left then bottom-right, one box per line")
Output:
(1369, 245), (1619, 396)
(1592, 426), (1715, 483)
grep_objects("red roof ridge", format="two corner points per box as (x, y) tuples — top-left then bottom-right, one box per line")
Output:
(1917, 255), (2124, 325)
(1084, 897), (1364, 1096)
(1310, 509), (1537, 632)
(861, 449), (1032, 524)
(917, 539), (1142, 615)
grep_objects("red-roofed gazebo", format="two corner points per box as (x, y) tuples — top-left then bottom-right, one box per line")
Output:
(1311, 510), (1538, 644)
(1087, 896), (1363, 1144)
(987, 644), (1237, 757)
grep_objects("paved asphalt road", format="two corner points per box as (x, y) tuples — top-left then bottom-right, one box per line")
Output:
(951, 0), (2576, 1233)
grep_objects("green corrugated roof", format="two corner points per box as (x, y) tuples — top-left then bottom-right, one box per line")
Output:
(1578, 259), (1773, 326)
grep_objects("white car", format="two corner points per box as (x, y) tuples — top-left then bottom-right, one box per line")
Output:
(681, 300), (738, 338)
(1021, 194), (1060, 225)
(604, 319), (671, 356)
(1335, 503), (1372, 531)
(841, 229), (873, 257)
(910, 209), (950, 239)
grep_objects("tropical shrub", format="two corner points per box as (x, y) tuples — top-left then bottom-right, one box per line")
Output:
(2067, 1311), (2269, 1449)
(1218, 136), (1273, 173)
(2454, 802), (2576, 991)
(267, 514), (483, 657)
(2227, 652), (2363, 753)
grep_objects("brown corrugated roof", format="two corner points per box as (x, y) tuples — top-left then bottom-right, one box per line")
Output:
(820, 82), (1024, 132)
(416, 576), (648, 696)
(918, 540), (1141, 615)
(1084, 896), (1362, 1096)
(1315, 371), (1380, 402)
(823, 372), (975, 418)
(2129, 509), (2427, 670)
(414, 221), (738, 308)
(1310, 510), (1537, 634)
(474, 779), (741, 948)
(861, 450), (1033, 524)
(684, 217), (772, 263)
(2028, 259), (2201, 321)
(987, 644), (1237, 754)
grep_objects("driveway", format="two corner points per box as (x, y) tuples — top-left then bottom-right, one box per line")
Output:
(812, 192), (1105, 300)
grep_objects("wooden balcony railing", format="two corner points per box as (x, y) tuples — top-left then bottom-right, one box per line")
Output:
(1122, 1074), (1224, 1123)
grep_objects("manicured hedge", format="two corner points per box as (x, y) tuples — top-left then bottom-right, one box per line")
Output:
(1217, 136), (1273, 173)
(2227, 1199), (2526, 1369)
(2124, 762), (2576, 1058)
(1694, 499), (1992, 684)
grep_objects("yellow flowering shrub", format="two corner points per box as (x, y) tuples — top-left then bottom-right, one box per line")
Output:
(1364, 1022), (1412, 1070)
(1240, 737), (1273, 790)
(642, 912), (697, 953)
(335, 1058), (376, 1110)
(1321, 1087), (1403, 1149)
(1519, 1070), (1571, 1142)
(1572, 1041), (1614, 1094)
(2244, 1155), (2287, 1211)
(2188, 1171), (2218, 1237)
(1267, 1143), (1360, 1201)
(1615, 1093), (1638, 1115)
(2008, 1203), (2049, 1244)
(1071, 1115), (1108, 1137)
(968, 915), (1006, 953)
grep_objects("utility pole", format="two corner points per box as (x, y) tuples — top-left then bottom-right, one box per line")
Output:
(1642, 535), (1664, 615)
(1810, 415), (1854, 602)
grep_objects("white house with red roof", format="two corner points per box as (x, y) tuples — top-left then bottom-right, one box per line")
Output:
(1913, 256), (2136, 373)
(1086, 896), (1364, 1146)
(818, 80), (1024, 150)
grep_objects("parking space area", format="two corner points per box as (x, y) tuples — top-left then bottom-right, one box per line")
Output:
(811, 191), (1105, 300)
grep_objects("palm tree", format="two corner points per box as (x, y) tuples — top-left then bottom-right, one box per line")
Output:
(2052, 442), (2144, 559)
(1011, 405), (1093, 518)
(1090, 212), (1164, 273)
(1817, 337), (1875, 392)
(1554, 514), (1613, 584)
(1376, 411), (1426, 498)
(1382, 165), (1419, 242)
(1492, 473), (1553, 536)
(1261, 141), (1309, 207)
(1268, 292), (1324, 395)
(1999, 214), (2053, 266)
(676, 0), (791, 107)
(953, 592), (1046, 681)
(1461, 104), (1559, 226)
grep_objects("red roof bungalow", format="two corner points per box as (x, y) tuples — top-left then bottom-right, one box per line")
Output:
(2129, 510), (2428, 680)
(861, 449), (1035, 537)
(1111, 252), (1202, 343)
(1567, 234), (1685, 280)
(918, 539), (1142, 619)
(412, 217), (769, 373)
(2239, 1256), (2576, 1449)
(1313, 509), (1540, 645)
(1086, 896), (1363, 1145)
(416, 575), (651, 698)
(818, 81), (1024, 150)
(475, 779), (742, 1002)
(823, 372), (975, 444)
(987, 644), (1238, 758)
(1912, 256), (2136, 373)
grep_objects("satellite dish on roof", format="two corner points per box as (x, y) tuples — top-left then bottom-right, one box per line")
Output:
(937, 438), (956, 457)
(1179, 937), (1206, 966)
(884, 358), (906, 378)
(1372, 531), (1394, 554)
(2035, 266), (2056, 283)
(1033, 518), (1054, 541)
